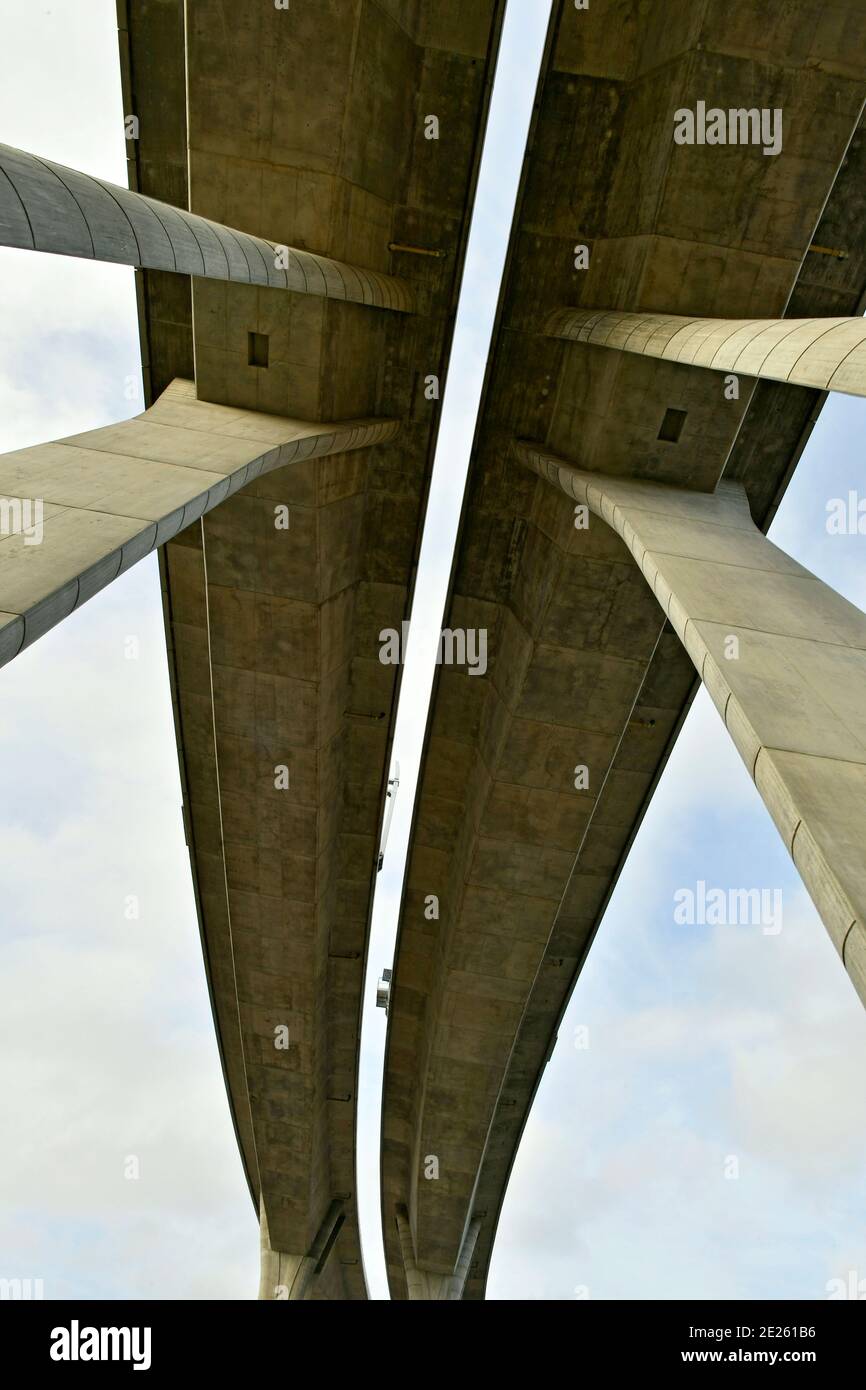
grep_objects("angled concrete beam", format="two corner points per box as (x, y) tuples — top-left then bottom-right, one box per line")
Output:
(0, 143), (414, 312)
(0, 379), (397, 667)
(396, 1209), (481, 1301)
(546, 308), (866, 398)
(259, 1197), (345, 1301)
(516, 441), (866, 1011)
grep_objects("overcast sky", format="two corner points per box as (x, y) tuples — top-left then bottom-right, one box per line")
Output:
(1, 0), (866, 1303)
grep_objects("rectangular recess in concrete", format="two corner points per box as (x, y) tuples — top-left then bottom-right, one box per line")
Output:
(248, 331), (269, 368)
(658, 406), (687, 442)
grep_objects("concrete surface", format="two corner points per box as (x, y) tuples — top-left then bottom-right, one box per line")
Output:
(518, 441), (866, 1009)
(547, 309), (866, 397)
(259, 1195), (345, 1300)
(118, 0), (506, 1298)
(0, 377), (393, 667)
(0, 142), (414, 310)
(395, 1208), (480, 1300)
(382, 0), (866, 1300)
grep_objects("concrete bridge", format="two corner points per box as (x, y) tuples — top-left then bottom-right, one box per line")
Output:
(2, 0), (866, 1300)
(379, 0), (866, 1300)
(0, 0), (506, 1299)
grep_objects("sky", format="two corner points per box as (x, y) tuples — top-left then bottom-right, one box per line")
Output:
(1, 0), (866, 1303)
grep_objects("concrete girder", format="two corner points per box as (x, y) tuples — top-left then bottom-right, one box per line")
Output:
(546, 309), (866, 399)
(139, 0), (508, 1298)
(0, 377), (396, 667)
(382, 0), (866, 1301)
(518, 441), (866, 1010)
(259, 1197), (345, 1301)
(396, 1209), (481, 1301)
(0, 143), (415, 312)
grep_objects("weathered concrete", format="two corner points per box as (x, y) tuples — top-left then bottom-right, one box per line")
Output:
(382, 0), (866, 1300)
(259, 1196), (345, 1301)
(0, 377), (394, 667)
(519, 442), (866, 1007)
(0, 143), (414, 311)
(546, 309), (866, 398)
(118, 0), (506, 1298)
(396, 1209), (480, 1301)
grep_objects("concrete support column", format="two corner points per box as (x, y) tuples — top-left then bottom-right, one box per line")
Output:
(259, 1248), (313, 1302)
(0, 143), (414, 312)
(396, 1209), (481, 1300)
(0, 378), (397, 668)
(259, 1198), (345, 1301)
(546, 308), (866, 399)
(517, 441), (866, 1008)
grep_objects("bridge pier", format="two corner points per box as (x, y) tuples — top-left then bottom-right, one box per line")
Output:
(545, 309), (866, 400)
(258, 1198), (346, 1301)
(0, 378), (396, 668)
(395, 1209), (481, 1301)
(517, 442), (866, 1010)
(0, 143), (414, 312)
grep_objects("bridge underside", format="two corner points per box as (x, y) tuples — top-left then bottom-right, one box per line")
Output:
(119, 0), (504, 1298)
(5, 0), (866, 1304)
(382, 0), (866, 1300)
